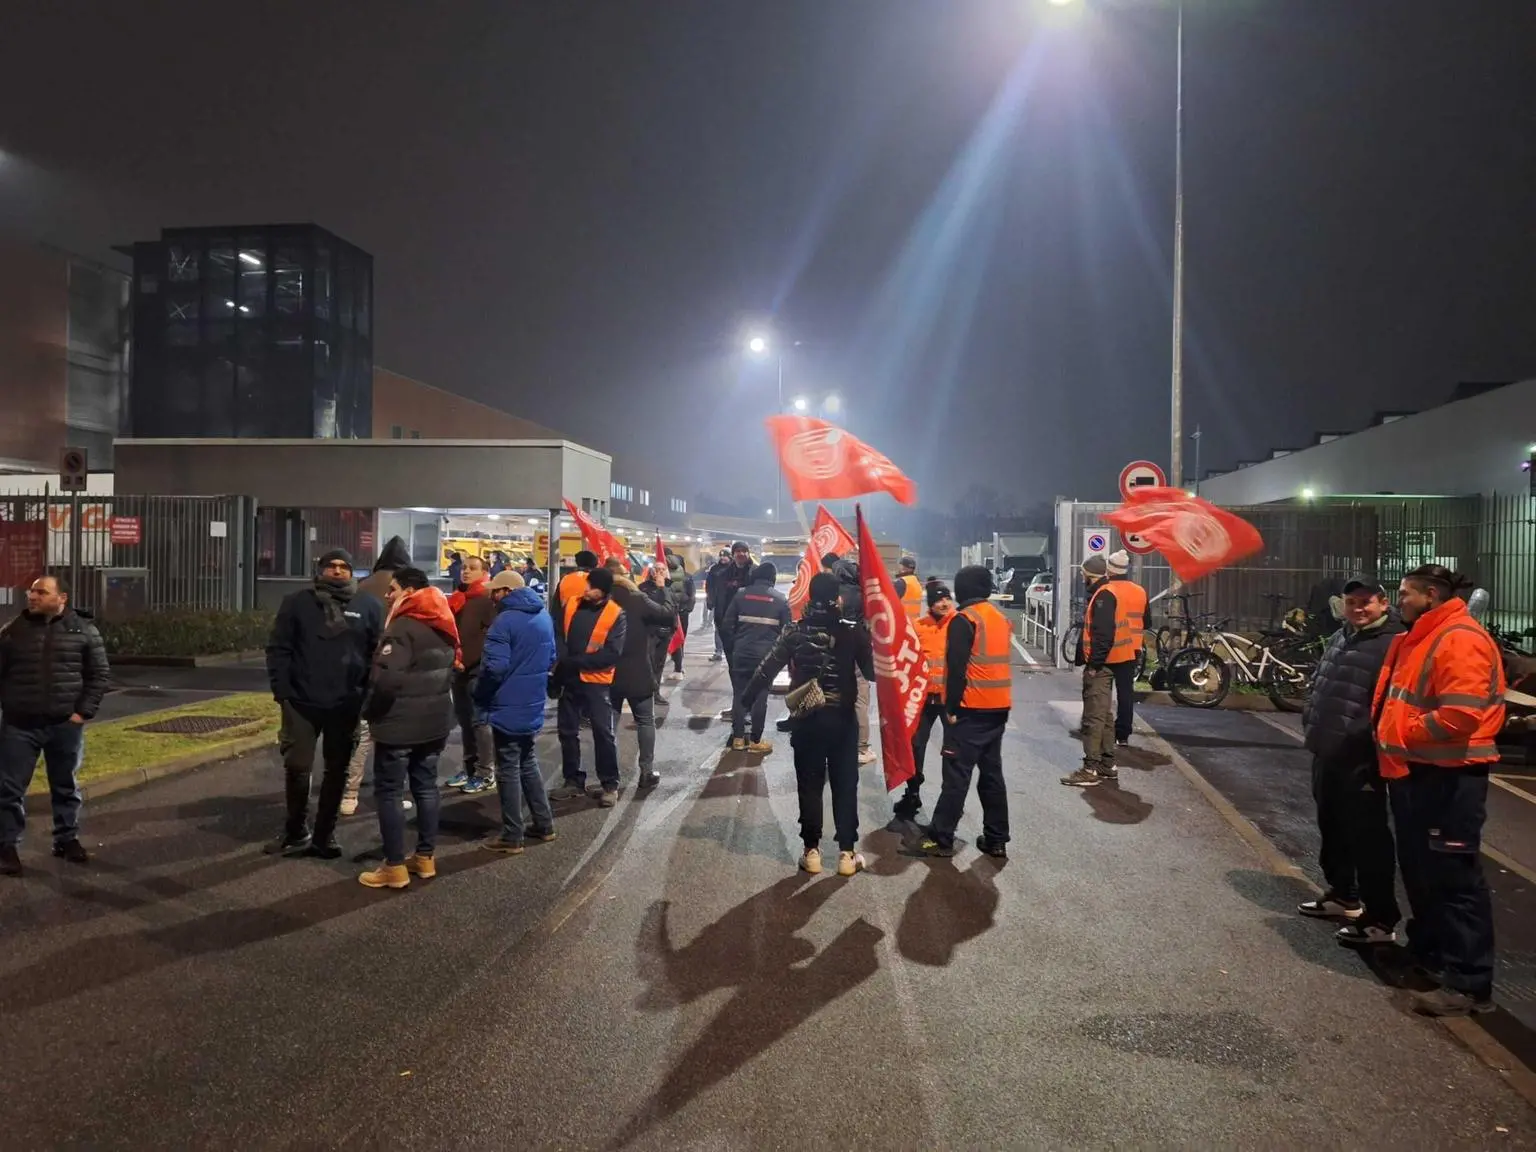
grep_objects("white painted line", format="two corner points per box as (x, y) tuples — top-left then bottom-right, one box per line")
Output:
(1010, 635), (1038, 666)
(1491, 774), (1536, 807)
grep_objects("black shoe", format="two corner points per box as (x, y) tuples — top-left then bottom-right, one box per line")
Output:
(974, 835), (1008, 859)
(654, 693), (670, 706)
(1412, 987), (1495, 1017)
(304, 835), (343, 860)
(776, 716), (794, 732)
(638, 770), (661, 789)
(53, 839), (90, 865)
(891, 802), (921, 823)
(709, 654), (724, 663)
(0, 844), (20, 876)
(263, 830), (312, 856)
(909, 837), (955, 858)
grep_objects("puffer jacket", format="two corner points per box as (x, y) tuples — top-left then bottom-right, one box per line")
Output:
(0, 608), (110, 724)
(668, 559), (696, 616)
(741, 605), (874, 715)
(363, 616), (456, 746)
(609, 579), (677, 698)
(825, 556), (863, 620)
(475, 587), (556, 735)
(1303, 610), (1404, 762)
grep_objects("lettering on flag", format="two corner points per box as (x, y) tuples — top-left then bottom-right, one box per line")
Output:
(856, 504), (927, 792)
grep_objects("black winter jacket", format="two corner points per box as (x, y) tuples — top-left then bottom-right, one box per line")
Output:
(945, 598), (1010, 716)
(363, 615), (456, 746)
(1302, 611), (1403, 762)
(722, 579), (791, 673)
(742, 608), (874, 714)
(554, 596), (629, 685)
(0, 608), (110, 725)
(266, 585), (384, 711)
(826, 556), (864, 620)
(710, 560), (755, 617)
(609, 581), (676, 699)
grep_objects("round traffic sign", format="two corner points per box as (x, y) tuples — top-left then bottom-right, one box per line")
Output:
(1123, 532), (1157, 556)
(1086, 532), (1108, 553)
(1119, 459), (1167, 500)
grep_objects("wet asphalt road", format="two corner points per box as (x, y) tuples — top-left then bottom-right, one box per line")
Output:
(2, 649), (1533, 1149)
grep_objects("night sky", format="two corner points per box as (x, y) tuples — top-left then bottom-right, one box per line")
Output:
(2, 0), (1534, 511)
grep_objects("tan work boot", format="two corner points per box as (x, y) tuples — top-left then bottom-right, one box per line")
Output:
(405, 853), (436, 878)
(339, 796), (360, 817)
(747, 739), (773, 755)
(359, 863), (410, 889)
(799, 847), (823, 875)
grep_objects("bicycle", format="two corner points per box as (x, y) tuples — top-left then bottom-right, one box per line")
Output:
(1060, 600), (1149, 683)
(1162, 621), (1318, 711)
(1154, 592), (1221, 664)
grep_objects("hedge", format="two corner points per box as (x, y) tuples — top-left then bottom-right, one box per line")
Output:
(98, 609), (274, 658)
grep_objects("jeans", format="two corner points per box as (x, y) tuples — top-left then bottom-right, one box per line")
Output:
(0, 720), (84, 847)
(713, 622), (726, 658)
(792, 708), (861, 850)
(1080, 667), (1116, 769)
(556, 681), (619, 789)
(1112, 660), (1137, 743)
(1312, 754), (1399, 926)
(453, 669), (494, 779)
(929, 709), (1010, 848)
(373, 740), (444, 864)
(492, 730), (553, 843)
(894, 698), (946, 818)
(278, 701), (361, 841)
(1392, 764), (1495, 996)
(730, 666), (768, 741)
(611, 688), (656, 772)
(344, 721), (373, 803)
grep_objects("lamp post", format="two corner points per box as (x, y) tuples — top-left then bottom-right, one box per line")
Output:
(747, 334), (787, 520)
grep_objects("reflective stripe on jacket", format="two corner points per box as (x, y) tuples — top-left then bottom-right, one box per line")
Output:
(1085, 579), (1147, 664)
(959, 601), (1012, 710)
(562, 597), (623, 684)
(1372, 598), (1505, 779)
(915, 611), (952, 697)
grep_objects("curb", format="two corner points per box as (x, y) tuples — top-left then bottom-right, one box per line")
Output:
(75, 731), (275, 803)
(109, 650), (265, 668)
(1139, 716), (1536, 1111)
(1137, 689), (1281, 712)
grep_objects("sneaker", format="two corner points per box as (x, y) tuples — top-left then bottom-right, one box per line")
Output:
(637, 770), (661, 789)
(585, 781), (605, 797)
(53, 839), (90, 865)
(974, 835), (1008, 859)
(837, 850), (867, 877)
(857, 746), (877, 766)
(1298, 895), (1363, 920)
(709, 654), (725, 663)
(339, 796), (360, 817)
(1411, 987), (1494, 1017)
(483, 838), (525, 856)
(526, 826), (558, 843)
(1116, 737), (1132, 748)
(730, 737), (748, 752)
(912, 837), (955, 858)
(263, 829), (312, 856)
(654, 693), (670, 706)
(1336, 923), (1397, 947)
(548, 783), (586, 802)
(461, 776), (495, 796)
(1096, 765), (1119, 782)
(304, 835), (343, 860)
(404, 853), (436, 878)
(718, 707), (734, 720)
(1060, 767), (1104, 788)
(747, 739), (773, 755)
(597, 788), (619, 809)
(359, 863), (410, 889)
(445, 773), (471, 790)
(0, 844), (19, 876)
(800, 847), (823, 874)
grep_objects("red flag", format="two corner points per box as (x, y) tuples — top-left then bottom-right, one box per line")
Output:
(1101, 487), (1264, 582)
(656, 531), (685, 655)
(856, 505), (929, 792)
(810, 505), (857, 562)
(787, 544), (821, 621)
(765, 416), (918, 506)
(654, 531), (667, 574)
(563, 499), (626, 564)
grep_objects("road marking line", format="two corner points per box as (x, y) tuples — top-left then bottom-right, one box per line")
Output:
(1010, 635), (1038, 665)
(1491, 774), (1536, 807)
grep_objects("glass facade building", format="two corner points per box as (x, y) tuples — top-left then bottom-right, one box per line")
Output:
(129, 224), (372, 439)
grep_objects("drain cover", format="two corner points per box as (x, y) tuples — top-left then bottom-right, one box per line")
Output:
(132, 714), (253, 736)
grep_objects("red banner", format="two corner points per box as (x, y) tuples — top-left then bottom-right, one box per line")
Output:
(0, 520), (46, 588)
(787, 544), (821, 621)
(810, 505), (857, 562)
(563, 499), (627, 564)
(856, 505), (928, 792)
(765, 416), (918, 506)
(1101, 487), (1264, 582)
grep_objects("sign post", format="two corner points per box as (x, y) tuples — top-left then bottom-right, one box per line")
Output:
(59, 447), (88, 600)
(1117, 459), (1166, 556)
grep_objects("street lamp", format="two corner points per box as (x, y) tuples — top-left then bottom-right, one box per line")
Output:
(823, 393), (842, 415)
(747, 334), (788, 517)
(791, 395), (809, 412)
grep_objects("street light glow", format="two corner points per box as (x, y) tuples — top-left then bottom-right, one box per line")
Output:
(824, 394), (842, 414)
(1047, 0), (1076, 6)
(791, 395), (808, 412)
(1301, 486), (1316, 501)
(747, 335), (768, 355)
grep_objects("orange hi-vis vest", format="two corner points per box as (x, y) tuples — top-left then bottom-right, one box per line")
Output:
(1372, 597), (1505, 780)
(562, 597), (623, 684)
(959, 601), (1013, 710)
(915, 611), (952, 698)
(1085, 579), (1148, 664)
(557, 569), (590, 617)
(899, 574), (923, 621)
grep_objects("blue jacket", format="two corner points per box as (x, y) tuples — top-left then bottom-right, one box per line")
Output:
(474, 587), (557, 735)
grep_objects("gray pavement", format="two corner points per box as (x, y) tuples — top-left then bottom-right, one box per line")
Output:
(1, 646), (1532, 1149)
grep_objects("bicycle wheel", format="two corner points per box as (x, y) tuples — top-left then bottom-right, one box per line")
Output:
(1264, 643), (1315, 713)
(1155, 626), (1181, 663)
(1061, 624), (1081, 664)
(1165, 647), (1231, 708)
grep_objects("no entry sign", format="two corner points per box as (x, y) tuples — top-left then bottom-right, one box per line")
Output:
(1118, 459), (1167, 500)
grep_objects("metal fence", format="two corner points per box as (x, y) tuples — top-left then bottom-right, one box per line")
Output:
(1050, 494), (1536, 665)
(0, 491), (255, 620)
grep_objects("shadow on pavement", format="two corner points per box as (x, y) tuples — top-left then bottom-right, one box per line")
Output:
(677, 815), (796, 865)
(1225, 869), (1377, 982)
(895, 858), (1000, 966)
(1080, 781), (1154, 825)
(1160, 732), (1298, 753)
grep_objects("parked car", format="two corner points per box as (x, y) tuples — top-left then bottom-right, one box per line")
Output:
(1025, 571), (1053, 610)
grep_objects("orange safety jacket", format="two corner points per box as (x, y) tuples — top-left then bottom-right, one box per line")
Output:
(557, 569), (590, 613)
(1084, 579), (1148, 665)
(562, 597), (623, 684)
(959, 601), (1013, 710)
(899, 574), (924, 621)
(915, 611), (952, 699)
(1371, 597), (1505, 780)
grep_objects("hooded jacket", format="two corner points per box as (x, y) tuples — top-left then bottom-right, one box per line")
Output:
(0, 607), (110, 724)
(266, 583), (383, 710)
(357, 536), (412, 604)
(475, 587), (557, 735)
(609, 577), (678, 698)
(363, 588), (459, 746)
(1303, 609), (1404, 762)
(722, 565), (791, 673)
(823, 555), (863, 620)
(668, 557), (696, 615)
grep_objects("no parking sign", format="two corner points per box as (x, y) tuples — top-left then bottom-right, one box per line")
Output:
(1083, 529), (1110, 558)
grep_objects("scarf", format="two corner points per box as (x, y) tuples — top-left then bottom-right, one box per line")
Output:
(387, 586), (464, 668)
(313, 576), (357, 636)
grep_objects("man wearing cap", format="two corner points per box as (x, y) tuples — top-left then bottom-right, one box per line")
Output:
(711, 542), (755, 666)
(264, 548), (384, 857)
(1298, 575), (1403, 944)
(549, 566), (629, 807)
(1062, 549), (1146, 787)
(894, 556), (924, 623)
(891, 582), (955, 824)
(1102, 550), (1147, 748)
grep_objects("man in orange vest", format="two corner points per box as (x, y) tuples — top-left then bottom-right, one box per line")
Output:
(891, 582), (954, 825)
(1062, 552), (1146, 787)
(894, 556), (924, 623)
(552, 550), (598, 638)
(915, 566), (1011, 858)
(548, 566), (628, 808)
(1373, 564), (1505, 1017)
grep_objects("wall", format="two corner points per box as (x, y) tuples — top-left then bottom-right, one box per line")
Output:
(1198, 379), (1536, 506)
(371, 368), (572, 441)
(0, 237), (69, 469)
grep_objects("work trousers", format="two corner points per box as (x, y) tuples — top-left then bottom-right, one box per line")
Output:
(0, 720), (84, 848)
(1080, 667), (1116, 769)
(730, 666), (769, 742)
(928, 709), (1010, 849)
(1112, 660), (1137, 743)
(1391, 764), (1495, 997)
(792, 707), (861, 851)
(894, 698), (947, 819)
(556, 681), (619, 790)
(278, 701), (360, 842)
(453, 669), (494, 779)
(1311, 754), (1400, 927)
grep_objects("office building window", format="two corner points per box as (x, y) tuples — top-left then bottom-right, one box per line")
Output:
(638, 489), (650, 506)
(390, 425), (403, 439)
(670, 498), (686, 514)
(610, 482), (634, 502)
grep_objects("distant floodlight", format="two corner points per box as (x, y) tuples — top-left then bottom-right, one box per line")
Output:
(747, 335), (768, 355)
(1047, 0), (1077, 6)
(791, 396), (808, 412)
(824, 394), (842, 414)
(1300, 486), (1316, 501)
(238, 251), (262, 266)
(487, 513), (500, 520)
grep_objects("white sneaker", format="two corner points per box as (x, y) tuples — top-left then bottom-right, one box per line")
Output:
(799, 847), (823, 875)
(339, 797), (359, 817)
(857, 746), (877, 766)
(837, 850), (866, 877)
(1298, 895), (1363, 920)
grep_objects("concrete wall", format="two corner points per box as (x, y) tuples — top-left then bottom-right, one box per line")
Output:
(371, 368), (572, 442)
(0, 238), (68, 470)
(1199, 379), (1536, 505)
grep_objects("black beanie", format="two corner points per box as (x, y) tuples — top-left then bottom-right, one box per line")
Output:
(808, 572), (841, 604)
(753, 562), (777, 585)
(927, 582), (953, 608)
(587, 566), (614, 595)
(317, 548), (354, 572)
(574, 550), (598, 570)
(954, 565), (992, 604)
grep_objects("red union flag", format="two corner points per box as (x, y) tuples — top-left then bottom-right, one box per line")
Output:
(766, 416), (918, 506)
(810, 505), (857, 562)
(1101, 487), (1264, 582)
(856, 505), (928, 792)
(787, 545), (821, 621)
(563, 499), (626, 564)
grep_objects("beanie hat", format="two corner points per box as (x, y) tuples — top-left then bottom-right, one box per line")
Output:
(753, 562), (777, 585)
(927, 582), (953, 608)
(808, 572), (842, 604)
(587, 567), (615, 595)
(900, 555), (917, 572)
(954, 565), (992, 604)
(574, 550), (598, 570)
(317, 547), (354, 572)
(1082, 554), (1108, 579)
(1107, 550), (1130, 576)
